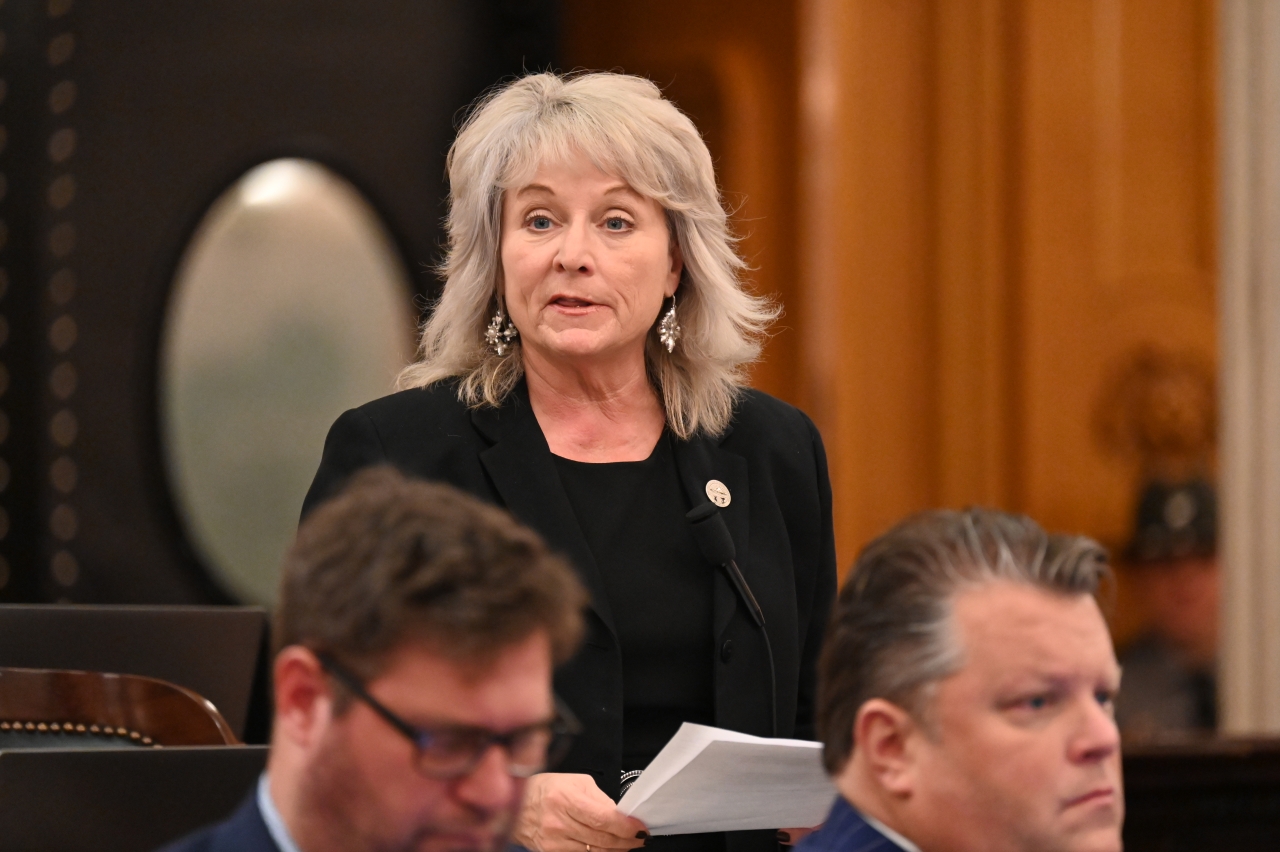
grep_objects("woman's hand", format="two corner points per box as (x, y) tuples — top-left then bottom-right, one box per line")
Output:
(516, 773), (650, 852)
(776, 826), (821, 846)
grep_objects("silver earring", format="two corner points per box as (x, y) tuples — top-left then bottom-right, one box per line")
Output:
(485, 308), (518, 356)
(658, 298), (681, 353)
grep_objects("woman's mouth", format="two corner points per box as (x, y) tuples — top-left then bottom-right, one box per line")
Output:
(552, 297), (595, 308)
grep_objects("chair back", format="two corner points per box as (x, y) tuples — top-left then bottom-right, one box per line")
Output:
(0, 666), (238, 748)
(0, 604), (267, 739)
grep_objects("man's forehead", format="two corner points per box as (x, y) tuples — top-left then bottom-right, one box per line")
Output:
(365, 632), (554, 725)
(381, 630), (552, 680)
(948, 581), (1118, 679)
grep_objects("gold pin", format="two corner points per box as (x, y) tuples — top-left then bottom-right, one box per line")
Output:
(705, 479), (731, 507)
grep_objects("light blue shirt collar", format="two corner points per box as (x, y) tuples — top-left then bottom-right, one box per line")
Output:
(862, 812), (923, 852)
(257, 773), (305, 852)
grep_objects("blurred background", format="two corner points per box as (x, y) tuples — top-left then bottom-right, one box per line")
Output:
(2, 0), (1272, 735)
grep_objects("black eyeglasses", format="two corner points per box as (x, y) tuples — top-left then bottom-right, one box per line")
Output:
(316, 651), (580, 780)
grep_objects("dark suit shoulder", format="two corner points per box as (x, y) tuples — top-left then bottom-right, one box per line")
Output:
(351, 381), (475, 434)
(302, 382), (500, 517)
(154, 793), (277, 852)
(725, 388), (825, 458)
(732, 387), (819, 435)
(795, 798), (905, 852)
(347, 382), (500, 463)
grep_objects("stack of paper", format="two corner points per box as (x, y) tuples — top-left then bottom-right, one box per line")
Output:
(617, 723), (836, 835)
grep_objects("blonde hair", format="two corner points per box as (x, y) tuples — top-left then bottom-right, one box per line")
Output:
(395, 71), (778, 438)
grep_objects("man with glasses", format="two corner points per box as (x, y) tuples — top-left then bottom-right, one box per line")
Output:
(160, 466), (587, 852)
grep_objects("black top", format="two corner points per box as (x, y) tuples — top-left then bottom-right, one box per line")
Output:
(553, 433), (715, 771)
(554, 437), (722, 852)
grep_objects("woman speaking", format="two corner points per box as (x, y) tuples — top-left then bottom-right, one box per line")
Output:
(303, 72), (836, 852)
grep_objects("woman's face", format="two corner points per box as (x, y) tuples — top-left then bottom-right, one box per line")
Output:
(500, 151), (682, 372)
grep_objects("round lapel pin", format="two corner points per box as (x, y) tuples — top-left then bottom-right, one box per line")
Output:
(705, 479), (731, 507)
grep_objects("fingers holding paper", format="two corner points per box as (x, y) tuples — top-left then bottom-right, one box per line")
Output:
(515, 772), (650, 852)
(776, 826), (821, 846)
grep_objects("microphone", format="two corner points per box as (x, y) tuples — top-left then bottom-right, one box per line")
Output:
(686, 501), (777, 736)
(686, 502), (765, 628)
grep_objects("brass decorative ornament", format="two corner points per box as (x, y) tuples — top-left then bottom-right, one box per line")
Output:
(1095, 345), (1217, 481)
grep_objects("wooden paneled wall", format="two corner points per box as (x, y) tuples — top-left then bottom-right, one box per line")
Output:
(563, 1), (1219, 586)
(1017, 0), (1217, 540)
(562, 0), (801, 399)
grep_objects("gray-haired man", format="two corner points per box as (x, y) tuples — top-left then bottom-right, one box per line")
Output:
(797, 509), (1122, 852)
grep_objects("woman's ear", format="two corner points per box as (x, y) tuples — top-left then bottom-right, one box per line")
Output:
(272, 646), (332, 748)
(667, 239), (684, 297)
(853, 698), (921, 798)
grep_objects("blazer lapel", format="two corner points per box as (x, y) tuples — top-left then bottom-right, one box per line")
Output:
(672, 426), (749, 639)
(472, 382), (617, 638)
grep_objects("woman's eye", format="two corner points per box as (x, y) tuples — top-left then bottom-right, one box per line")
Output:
(604, 216), (630, 231)
(529, 216), (553, 230)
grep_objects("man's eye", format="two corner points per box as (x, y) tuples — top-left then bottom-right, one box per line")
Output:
(1015, 693), (1058, 712)
(1094, 688), (1116, 708)
(423, 728), (483, 757)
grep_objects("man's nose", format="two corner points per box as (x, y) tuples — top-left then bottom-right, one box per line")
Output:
(1069, 698), (1121, 763)
(451, 742), (520, 812)
(554, 219), (594, 274)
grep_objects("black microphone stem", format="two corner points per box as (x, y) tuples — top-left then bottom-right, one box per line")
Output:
(728, 555), (778, 738)
(686, 502), (779, 737)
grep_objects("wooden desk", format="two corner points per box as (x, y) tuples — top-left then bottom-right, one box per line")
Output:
(1124, 738), (1280, 851)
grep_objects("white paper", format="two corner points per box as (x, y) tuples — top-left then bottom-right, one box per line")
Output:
(617, 723), (836, 835)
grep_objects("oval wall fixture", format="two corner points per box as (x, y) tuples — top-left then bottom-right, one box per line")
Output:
(160, 159), (416, 605)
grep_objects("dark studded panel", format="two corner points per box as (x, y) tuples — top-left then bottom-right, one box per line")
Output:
(0, 0), (557, 603)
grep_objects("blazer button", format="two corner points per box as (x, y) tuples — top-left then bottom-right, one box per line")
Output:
(720, 640), (734, 663)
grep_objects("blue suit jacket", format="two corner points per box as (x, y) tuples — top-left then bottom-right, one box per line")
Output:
(155, 792), (278, 852)
(794, 797), (907, 852)
(155, 788), (531, 852)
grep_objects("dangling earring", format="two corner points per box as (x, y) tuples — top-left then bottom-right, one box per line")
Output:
(485, 307), (518, 356)
(658, 296), (681, 354)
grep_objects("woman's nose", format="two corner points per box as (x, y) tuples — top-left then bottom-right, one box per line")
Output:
(554, 219), (593, 274)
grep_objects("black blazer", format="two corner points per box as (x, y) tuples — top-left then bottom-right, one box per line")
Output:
(302, 380), (837, 802)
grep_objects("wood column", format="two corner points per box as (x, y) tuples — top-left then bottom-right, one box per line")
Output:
(800, 0), (1218, 580)
(799, 0), (1019, 572)
(1220, 0), (1280, 734)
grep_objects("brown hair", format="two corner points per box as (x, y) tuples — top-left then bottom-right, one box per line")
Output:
(815, 508), (1108, 774)
(275, 466), (586, 680)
